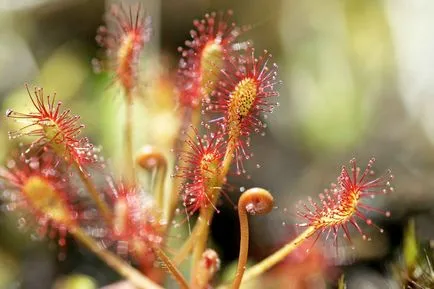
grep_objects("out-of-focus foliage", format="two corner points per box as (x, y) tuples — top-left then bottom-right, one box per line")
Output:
(404, 219), (418, 269)
(338, 275), (346, 289)
(53, 274), (97, 289)
(276, 0), (394, 154)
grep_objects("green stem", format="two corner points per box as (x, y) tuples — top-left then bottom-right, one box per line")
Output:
(153, 246), (190, 289)
(124, 91), (136, 184)
(191, 206), (214, 277)
(74, 162), (112, 225)
(70, 227), (163, 289)
(136, 146), (168, 211)
(154, 163), (167, 211)
(173, 218), (204, 266)
(232, 201), (249, 289)
(220, 137), (236, 179)
(217, 226), (317, 288)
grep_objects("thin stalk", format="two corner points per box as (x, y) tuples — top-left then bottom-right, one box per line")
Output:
(173, 216), (204, 265)
(154, 163), (167, 210)
(220, 137), (236, 179)
(70, 227), (163, 289)
(153, 246), (190, 289)
(74, 162), (112, 225)
(217, 226), (316, 288)
(136, 146), (168, 211)
(191, 205), (213, 275)
(232, 200), (249, 289)
(124, 91), (136, 184)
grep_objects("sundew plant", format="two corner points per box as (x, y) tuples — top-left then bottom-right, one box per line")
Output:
(0, 2), (396, 289)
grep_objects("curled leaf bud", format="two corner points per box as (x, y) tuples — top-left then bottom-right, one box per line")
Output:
(136, 145), (168, 209)
(136, 145), (167, 172)
(233, 187), (274, 289)
(239, 187), (274, 216)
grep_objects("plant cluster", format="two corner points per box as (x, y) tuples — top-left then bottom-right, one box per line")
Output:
(1, 3), (394, 289)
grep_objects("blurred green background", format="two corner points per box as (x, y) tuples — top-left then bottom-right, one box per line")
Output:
(1, 0), (434, 288)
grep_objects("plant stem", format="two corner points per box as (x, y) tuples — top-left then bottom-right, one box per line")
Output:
(218, 226), (316, 288)
(153, 246), (190, 289)
(220, 137), (236, 179)
(232, 199), (249, 289)
(154, 162), (167, 211)
(70, 227), (163, 289)
(124, 91), (136, 184)
(74, 162), (112, 225)
(136, 146), (168, 211)
(173, 216), (204, 265)
(191, 205), (214, 275)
